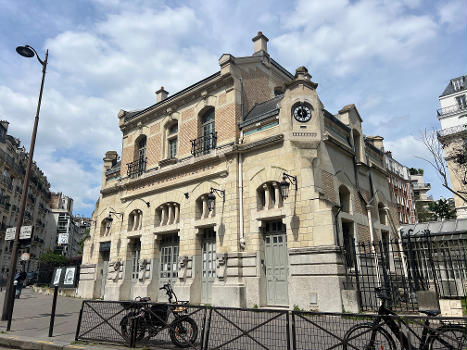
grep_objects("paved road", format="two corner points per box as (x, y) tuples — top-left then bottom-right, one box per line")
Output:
(0, 287), (82, 342)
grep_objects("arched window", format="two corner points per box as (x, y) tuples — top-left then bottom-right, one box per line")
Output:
(155, 202), (180, 226)
(100, 218), (111, 236)
(338, 185), (351, 213)
(257, 182), (281, 210)
(128, 209), (143, 231)
(195, 194), (215, 219)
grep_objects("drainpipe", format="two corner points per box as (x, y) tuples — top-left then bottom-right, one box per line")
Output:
(238, 78), (245, 249)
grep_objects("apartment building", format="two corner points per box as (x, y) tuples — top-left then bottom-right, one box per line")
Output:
(437, 75), (467, 218)
(0, 121), (51, 273)
(78, 33), (398, 311)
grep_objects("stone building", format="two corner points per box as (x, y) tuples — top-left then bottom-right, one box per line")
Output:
(0, 121), (51, 274)
(437, 75), (467, 218)
(78, 32), (398, 311)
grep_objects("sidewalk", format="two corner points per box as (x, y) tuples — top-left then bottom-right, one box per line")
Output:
(0, 288), (129, 350)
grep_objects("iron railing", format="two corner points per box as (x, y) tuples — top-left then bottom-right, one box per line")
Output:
(437, 124), (467, 138)
(343, 231), (467, 312)
(127, 158), (146, 177)
(191, 132), (217, 156)
(75, 300), (466, 350)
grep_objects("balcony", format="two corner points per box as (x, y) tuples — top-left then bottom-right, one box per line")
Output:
(127, 158), (146, 177)
(437, 124), (467, 138)
(437, 104), (467, 117)
(191, 132), (217, 156)
(412, 182), (431, 190)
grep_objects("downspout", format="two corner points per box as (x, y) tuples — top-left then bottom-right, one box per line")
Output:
(238, 78), (245, 249)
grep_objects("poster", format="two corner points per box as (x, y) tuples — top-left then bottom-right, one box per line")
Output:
(53, 268), (62, 286)
(63, 266), (76, 285)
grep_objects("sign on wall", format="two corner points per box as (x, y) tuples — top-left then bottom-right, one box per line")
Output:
(5, 226), (33, 241)
(57, 233), (69, 245)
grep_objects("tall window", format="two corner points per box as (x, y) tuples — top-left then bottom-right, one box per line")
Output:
(456, 95), (467, 109)
(137, 136), (146, 175)
(167, 123), (178, 158)
(160, 234), (179, 280)
(201, 109), (215, 152)
(338, 185), (351, 213)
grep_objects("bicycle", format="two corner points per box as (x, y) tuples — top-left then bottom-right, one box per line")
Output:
(343, 287), (467, 350)
(120, 283), (198, 348)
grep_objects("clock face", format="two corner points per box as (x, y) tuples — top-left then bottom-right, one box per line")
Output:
(293, 104), (312, 122)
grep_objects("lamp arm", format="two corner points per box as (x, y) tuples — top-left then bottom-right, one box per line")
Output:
(25, 45), (46, 67)
(283, 173), (298, 190)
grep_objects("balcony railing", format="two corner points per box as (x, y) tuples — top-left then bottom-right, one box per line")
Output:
(191, 132), (217, 156)
(412, 182), (431, 189)
(437, 124), (467, 138)
(127, 158), (147, 177)
(437, 103), (467, 117)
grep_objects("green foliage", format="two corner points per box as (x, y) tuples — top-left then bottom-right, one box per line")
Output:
(429, 199), (456, 220)
(253, 304), (259, 309)
(38, 250), (68, 266)
(293, 305), (301, 311)
(78, 228), (90, 254)
(409, 168), (424, 175)
(416, 202), (436, 223)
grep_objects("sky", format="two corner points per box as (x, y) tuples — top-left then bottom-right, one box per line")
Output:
(0, 0), (465, 217)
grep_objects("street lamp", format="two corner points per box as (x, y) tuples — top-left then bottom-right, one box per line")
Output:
(279, 173), (297, 199)
(1, 45), (48, 327)
(207, 188), (225, 211)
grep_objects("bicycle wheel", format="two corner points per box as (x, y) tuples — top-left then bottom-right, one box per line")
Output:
(428, 325), (467, 350)
(169, 316), (198, 348)
(343, 322), (396, 350)
(120, 313), (146, 341)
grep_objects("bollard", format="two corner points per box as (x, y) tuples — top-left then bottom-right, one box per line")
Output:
(48, 286), (59, 337)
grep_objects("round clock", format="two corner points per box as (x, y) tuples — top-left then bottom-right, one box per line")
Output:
(293, 104), (312, 122)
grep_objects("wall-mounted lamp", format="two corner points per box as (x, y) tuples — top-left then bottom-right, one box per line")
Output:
(107, 211), (124, 223)
(126, 198), (150, 208)
(280, 172), (297, 199)
(184, 192), (189, 199)
(207, 187), (225, 211)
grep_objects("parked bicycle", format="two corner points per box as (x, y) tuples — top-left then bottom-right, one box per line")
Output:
(343, 287), (466, 350)
(120, 283), (198, 348)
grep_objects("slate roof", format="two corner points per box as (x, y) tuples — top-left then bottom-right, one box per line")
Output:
(401, 218), (467, 236)
(105, 161), (121, 176)
(440, 75), (467, 97)
(239, 94), (283, 128)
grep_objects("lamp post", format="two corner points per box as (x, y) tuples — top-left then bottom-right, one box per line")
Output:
(1, 45), (48, 325)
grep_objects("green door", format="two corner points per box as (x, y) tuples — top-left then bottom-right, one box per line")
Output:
(201, 229), (216, 304)
(264, 221), (289, 306)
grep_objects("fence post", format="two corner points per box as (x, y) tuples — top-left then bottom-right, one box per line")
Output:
(406, 230), (421, 291)
(203, 308), (213, 350)
(74, 301), (85, 341)
(129, 317), (136, 348)
(424, 230), (440, 296)
(200, 306), (207, 350)
(291, 311), (297, 350)
(351, 238), (362, 309)
(379, 241), (390, 294)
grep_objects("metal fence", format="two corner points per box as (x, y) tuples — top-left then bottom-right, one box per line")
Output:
(344, 230), (467, 312)
(76, 300), (467, 350)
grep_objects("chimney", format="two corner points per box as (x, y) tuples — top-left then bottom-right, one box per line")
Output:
(366, 136), (385, 151)
(0, 121), (9, 133)
(252, 31), (269, 55)
(156, 86), (169, 103)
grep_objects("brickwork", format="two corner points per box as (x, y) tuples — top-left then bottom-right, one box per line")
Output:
(242, 67), (273, 113)
(216, 103), (240, 143)
(120, 145), (133, 177)
(357, 223), (371, 243)
(147, 131), (161, 167)
(321, 170), (336, 203)
(179, 115), (196, 157)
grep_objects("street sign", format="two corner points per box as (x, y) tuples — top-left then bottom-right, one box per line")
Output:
(20, 226), (33, 239)
(58, 233), (69, 245)
(20, 252), (30, 261)
(5, 228), (16, 241)
(4, 226), (33, 241)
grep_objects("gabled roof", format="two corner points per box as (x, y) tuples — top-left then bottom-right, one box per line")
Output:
(440, 75), (467, 97)
(239, 94), (283, 128)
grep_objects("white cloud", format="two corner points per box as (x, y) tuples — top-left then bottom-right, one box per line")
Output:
(437, 0), (467, 31)
(273, 0), (438, 76)
(385, 135), (431, 162)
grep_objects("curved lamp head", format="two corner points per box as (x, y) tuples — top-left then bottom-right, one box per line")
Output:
(280, 176), (291, 199)
(16, 45), (35, 58)
(207, 191), (216, 212)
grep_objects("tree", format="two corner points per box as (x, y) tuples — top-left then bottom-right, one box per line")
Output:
(419, 129), (467, 203)
(416, 202), (436, 223)
(77, 228), (90, 255)
(38, 250), (68, 267)
(428, 198), (456, 220)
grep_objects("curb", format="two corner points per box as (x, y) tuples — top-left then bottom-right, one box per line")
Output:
(0, 335), (89, 350)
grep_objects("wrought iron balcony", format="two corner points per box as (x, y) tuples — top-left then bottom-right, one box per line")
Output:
(412, 182), (431, 190)
(437, 103), (467, 117)
(127, 158), (147, 177)
(191, 132), (217, 156)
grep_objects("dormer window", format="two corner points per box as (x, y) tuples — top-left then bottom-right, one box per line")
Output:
(456, 95), (466, 110)
(452, 77), (465, 91)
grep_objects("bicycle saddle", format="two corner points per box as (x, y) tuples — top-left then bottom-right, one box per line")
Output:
(419, 309), (440, 317)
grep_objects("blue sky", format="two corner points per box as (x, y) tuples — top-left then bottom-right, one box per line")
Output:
(0, 0), (465, 217)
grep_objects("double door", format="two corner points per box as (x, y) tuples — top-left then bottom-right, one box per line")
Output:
(264, 221), (289, 306)
(201, 229), (216, 304)
(130, 240), (141, 299)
